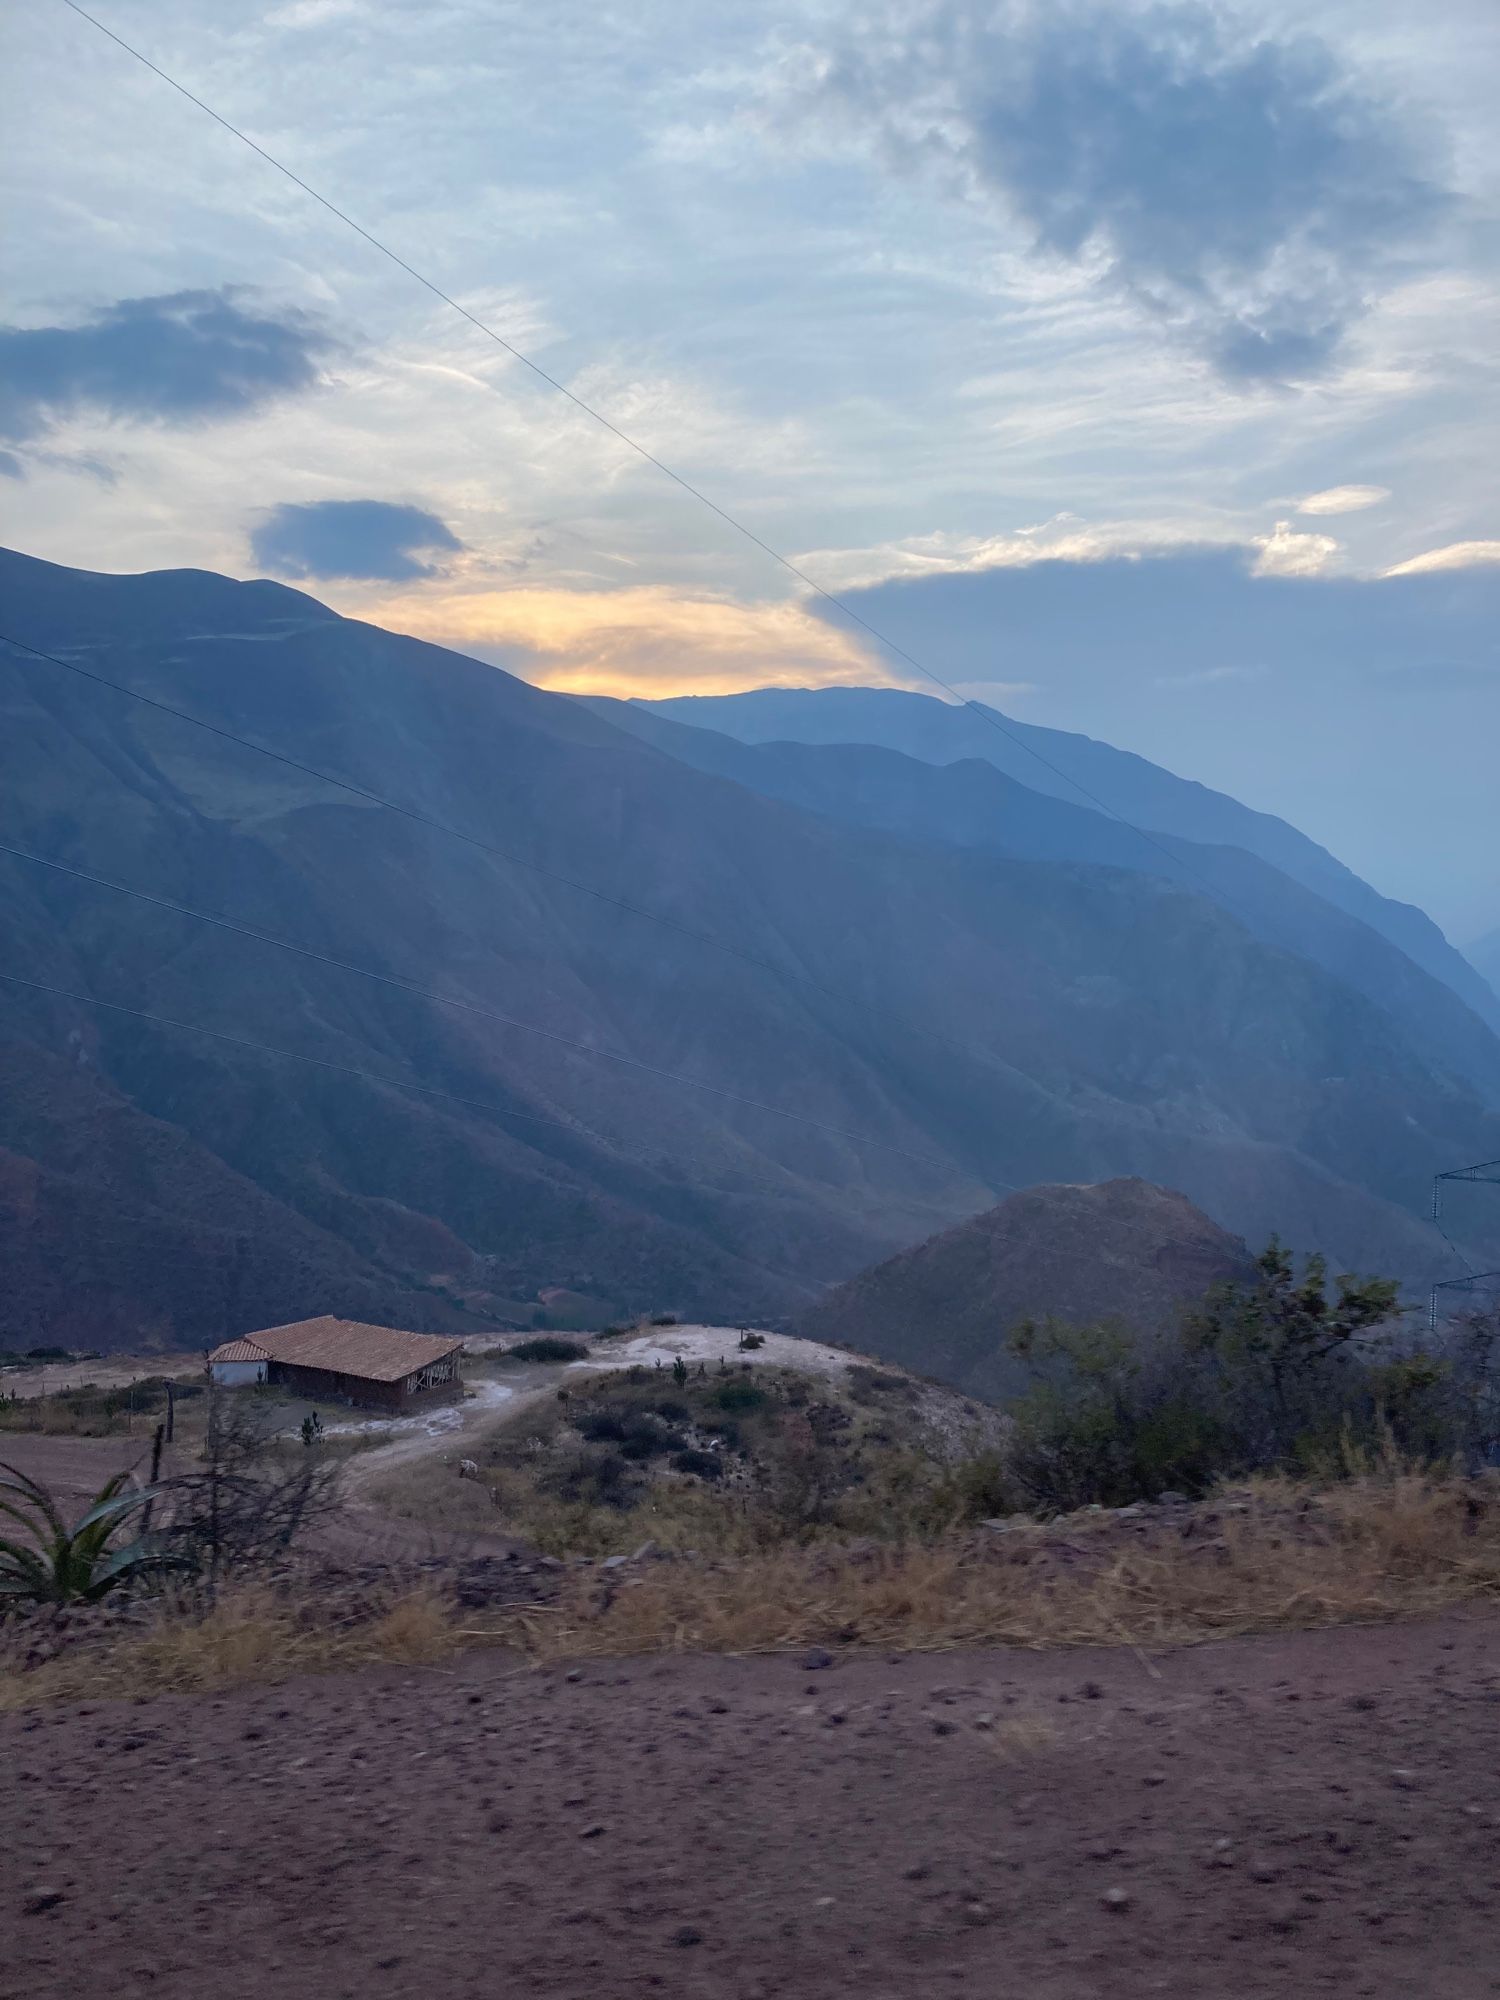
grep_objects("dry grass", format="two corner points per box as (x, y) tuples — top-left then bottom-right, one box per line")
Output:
(500, 1469), (1500, 1661)
(3, 1470), (1497, 1708)
(0, 1584), (464, 1710)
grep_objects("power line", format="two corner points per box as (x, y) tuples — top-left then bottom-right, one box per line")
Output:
(53, 0), (1287, 942)
(0, 627), (1033, 1099)
(0, 834), (965, 1176)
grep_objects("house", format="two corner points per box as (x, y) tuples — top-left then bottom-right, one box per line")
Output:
(207, 1338), (270, 1387)
(207, 1317), (464, 1412)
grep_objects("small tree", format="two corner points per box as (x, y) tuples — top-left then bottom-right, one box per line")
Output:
(1004, 1315), (1224, 1509)
(1185, 1238), (1402, 1463)
(171, 1390), (344, 1584)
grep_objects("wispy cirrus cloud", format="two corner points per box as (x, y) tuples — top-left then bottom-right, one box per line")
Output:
(1383, 539), (1500, 577)
(787, 0), (1448, 383)
(1297, 484), (1392, 515)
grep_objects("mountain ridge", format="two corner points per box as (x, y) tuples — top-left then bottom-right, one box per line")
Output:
(643, 686), (1500, 1036)
(2, 548), (1495, 1351)
(593, 698), (1500, 1106)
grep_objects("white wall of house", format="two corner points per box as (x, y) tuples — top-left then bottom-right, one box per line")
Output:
(210, 1358), (267, 1386)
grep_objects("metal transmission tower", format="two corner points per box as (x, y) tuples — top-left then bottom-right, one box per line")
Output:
(1430, 1157), (1500, 1332)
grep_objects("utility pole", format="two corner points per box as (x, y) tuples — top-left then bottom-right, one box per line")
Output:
(1430, 1157), (1500, 1332)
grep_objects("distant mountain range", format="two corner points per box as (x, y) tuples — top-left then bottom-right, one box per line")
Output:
(2, 548), (1496, 1353)
(1469, 927), (1500, 1001)
(644, 687), (1500, 1040)
(599, 698), (1500, 1106)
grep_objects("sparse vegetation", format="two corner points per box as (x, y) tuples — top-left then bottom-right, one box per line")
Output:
(0, 1374), (204, 1437)
(6, 1461), (1500, 1706)
(1000, 1244), (1497, 1512)
(367, 1356), (1006, 1558)
(0, 1463), (180, 1605)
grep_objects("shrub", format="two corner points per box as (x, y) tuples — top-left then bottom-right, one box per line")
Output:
(847, 1366), (907, 1399)
(507, 1337), (589, 1364)
(541, 1446), (634, 1509)
(999, 1242), (1487, 1512)
(617, 1412), (685, 1462)
(576, 1409), (628, 1444)
(714, 1377), (766, 1413)
(671, 1448), (724, 1482)
(650, 1314), (678, 1327)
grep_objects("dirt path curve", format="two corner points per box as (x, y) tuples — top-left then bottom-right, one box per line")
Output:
(7, 1611), (1500, 2000)
(340, 1323), (870, 1507)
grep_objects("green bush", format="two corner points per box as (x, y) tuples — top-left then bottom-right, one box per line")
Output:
(507, 1337), (589, 1364)
(714, 1376), (767, 1413)
(671, 1447), (724, 1482)
(999, 1242), (1491, 1513)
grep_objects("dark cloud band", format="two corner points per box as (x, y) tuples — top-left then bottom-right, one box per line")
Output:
(249, 499), (462, 582)
(811, 1), (1446, 383)
(0, 288), (333, 447)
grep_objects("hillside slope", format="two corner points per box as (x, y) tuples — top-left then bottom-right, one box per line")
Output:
(2, 549), (1496, 1350)
(645, 686), (1500, 1035)
(594, 700), (1500, 1104)
(796, 1178), (1260, 1400)
(1469, 926), (1500, 1001)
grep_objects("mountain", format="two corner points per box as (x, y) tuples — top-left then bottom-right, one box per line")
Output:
(2, 548), (1496, 1352)
(1469, 927), (1500, 1001)
(592, 699), (1500, 1106)
(643, 687), (1500, 1036)
(795, 1178), (1260, 1402)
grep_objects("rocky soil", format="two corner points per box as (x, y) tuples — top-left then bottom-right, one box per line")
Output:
(5, 1612), (1500, 1999)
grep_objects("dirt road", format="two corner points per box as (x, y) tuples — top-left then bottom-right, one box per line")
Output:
(6, 1611), (1498, 1999)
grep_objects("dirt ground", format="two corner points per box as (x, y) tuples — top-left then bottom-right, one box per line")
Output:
(5, 1611), (1499, 2000)
(0, 1432), (525, 1567)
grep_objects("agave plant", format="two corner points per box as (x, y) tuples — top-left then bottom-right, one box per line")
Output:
(0, 1462), (182, 1606)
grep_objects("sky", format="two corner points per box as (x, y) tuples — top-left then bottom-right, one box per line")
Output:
(1, 0), (1497, 938)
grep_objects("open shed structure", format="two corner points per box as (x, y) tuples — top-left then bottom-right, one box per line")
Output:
(208, 1317), (464, 1412)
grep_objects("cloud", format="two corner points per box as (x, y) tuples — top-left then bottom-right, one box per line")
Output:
(0, 289), (334, 449)
(1252, 520), (1340, 578)
(1153, 663), (1265, 689)
(1383, 540), (1500, 578)
(1297, 485), (1392, 516)
(250, 500), (463, 583)
(810, 546), (1500, 706)
(800, 1), (1446, 382)
(360, 582), (889, 696)
(0, 450), (21, 480)
(796, 513), (1354, 595)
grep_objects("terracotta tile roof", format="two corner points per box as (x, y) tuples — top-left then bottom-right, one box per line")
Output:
(208, 1338), (271, 1364)
(239, 1317), (464, 1384)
